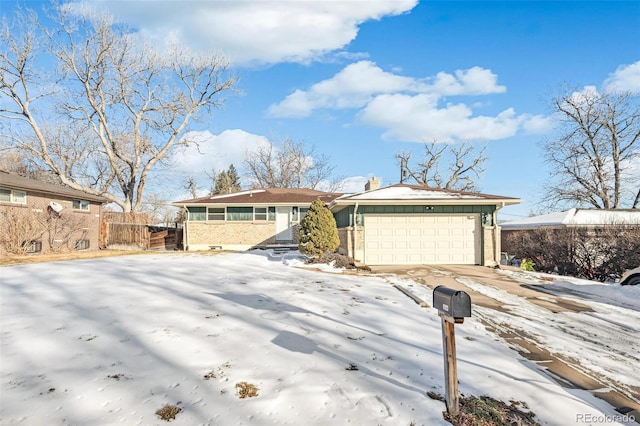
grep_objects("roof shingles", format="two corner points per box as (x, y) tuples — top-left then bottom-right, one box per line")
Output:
(0, 170), (107, 203)
(174, 188), (343, 205)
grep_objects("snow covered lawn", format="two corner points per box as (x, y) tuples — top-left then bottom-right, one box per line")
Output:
(0, 251), (634, 425)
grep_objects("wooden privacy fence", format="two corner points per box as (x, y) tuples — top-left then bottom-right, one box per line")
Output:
(149, 228), (182, 250)
(102, 223), (150, 250)
(101, 212), (182, 250)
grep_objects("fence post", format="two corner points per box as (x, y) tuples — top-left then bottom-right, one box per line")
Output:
(432, 286), (472, 417)
(441, 315), (459, 416)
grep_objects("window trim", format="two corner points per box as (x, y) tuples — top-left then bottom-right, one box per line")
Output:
(75, 239), (90, 250)
(226, 206), (253, 221)
(72, 199), (90, 211)
(0, 188), (27, 205)
(292, 206), (310, 222)
(25, 240), (42, 253)
(207, 207), (225, 221)
(254, 207), (268, 221)
(190, 205), (279, 222)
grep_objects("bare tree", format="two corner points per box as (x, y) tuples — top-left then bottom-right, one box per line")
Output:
(0, 149), (59, 182)
(503, 225), (640, 281)
(141, 193), (176, 225)
(0, 5), (236, 212)
(0, 204), (90, 254)
(0, 206), (46, 254)
(183, 178), (199, 199)
(396, 141), (487, 192)
(543, 87), (640, 209)
(244, 139), (335, 189)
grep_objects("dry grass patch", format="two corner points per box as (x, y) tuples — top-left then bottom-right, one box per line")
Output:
(0, 249), (156, 266)
(442, 395), (540, 426)
(155, 404), (182, 421)
(235, 381), (259, 399)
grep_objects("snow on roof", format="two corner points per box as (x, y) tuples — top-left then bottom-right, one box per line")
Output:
(209, 189), (266, 200)
(173, 188), (342, 205)
(335, 184), (519, 203)
(344, 185), (477, 200)
(501, 208), (640, 229)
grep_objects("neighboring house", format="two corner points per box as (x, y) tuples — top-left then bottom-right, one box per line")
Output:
(329, 178), (521, 266)
(500, 208), (640, 255)
(0, 170), (107, 254)
(174, 178), (521, 266)
(173, 188), (342, 251)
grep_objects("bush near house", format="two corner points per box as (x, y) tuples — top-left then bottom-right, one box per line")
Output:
(298, 198), (340, 257)
(504, 225), (640, 281)
(0, 205), (90, 255)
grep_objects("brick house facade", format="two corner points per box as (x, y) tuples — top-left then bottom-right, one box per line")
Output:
(0, 171), (107, 255)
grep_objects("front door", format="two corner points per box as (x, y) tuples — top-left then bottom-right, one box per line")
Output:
(275, 207), (292, 241)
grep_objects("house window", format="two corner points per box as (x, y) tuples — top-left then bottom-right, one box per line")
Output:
(255, 207), (267, 221)
(226, 207), (253, 221)
(0, 188), (27, 204)
(208, 207), (225, 221)
(254, 207), (275, 221)
(292, 206), (309, 222)
(73, 199), (90, 211)
(187, 207), (206, 221)
(25, 240), (42, 253)
(75, 239), (90, 250)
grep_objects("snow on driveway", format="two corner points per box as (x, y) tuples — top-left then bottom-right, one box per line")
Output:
(0, 251), (634, 425)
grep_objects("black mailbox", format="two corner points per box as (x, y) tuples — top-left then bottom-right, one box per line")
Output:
(433, 286), (471, 320)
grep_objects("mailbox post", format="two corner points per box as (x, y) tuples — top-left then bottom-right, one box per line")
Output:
(432, 286), (472, 416)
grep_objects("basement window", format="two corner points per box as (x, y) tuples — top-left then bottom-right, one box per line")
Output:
(75, 239), (90, 250)
(25, 240), (42, 253)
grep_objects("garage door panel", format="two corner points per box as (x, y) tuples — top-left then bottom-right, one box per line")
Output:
(408, 241), (422, 250)
(364, 214), (480, 265)
(408, 229), (421, 238)
(422, 228), (436, 237)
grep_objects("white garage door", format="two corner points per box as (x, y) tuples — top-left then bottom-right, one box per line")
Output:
(363, 214), (480, 265)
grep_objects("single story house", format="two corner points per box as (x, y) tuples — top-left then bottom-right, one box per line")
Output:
(173, 188), (342, 251)
(500, 208), (640, 254)
(0, 170), (107, 254)
(329, 178), (520, 266)
(174, 178), (521, 266)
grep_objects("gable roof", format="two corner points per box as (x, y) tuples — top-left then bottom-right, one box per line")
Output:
(501, 208), (640, 230)
(0, 170), (107, 203)
(173, 188), (343, 206)
(330, 183), (521, 207)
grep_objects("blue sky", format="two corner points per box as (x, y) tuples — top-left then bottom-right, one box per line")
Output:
(3, 1), (640, 219)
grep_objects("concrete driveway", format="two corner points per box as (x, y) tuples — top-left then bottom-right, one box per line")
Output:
(368, 264), (640, 423)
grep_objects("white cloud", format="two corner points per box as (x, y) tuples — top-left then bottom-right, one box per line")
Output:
(268, 61), (419, 117)
(174, 129), (269, 176)
(521, 114), (555, 134)
(79, 1), (418, 65)
(357, 93), (524, 142)
(268, 61), (506, 118)
(604, 60), (640, 93)
(429, 66), (506, 96)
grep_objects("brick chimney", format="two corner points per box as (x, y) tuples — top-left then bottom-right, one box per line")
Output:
(365, 176), (380, 191)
